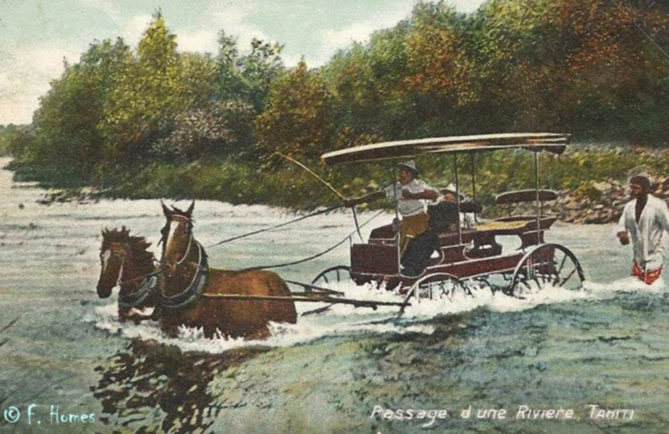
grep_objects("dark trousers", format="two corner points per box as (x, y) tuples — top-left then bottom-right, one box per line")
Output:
(401, 230), (440, 276)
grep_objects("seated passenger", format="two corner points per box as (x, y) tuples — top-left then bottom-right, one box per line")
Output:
(428, 184), (481, 232)
(428, 186), (461, 232)
(401, 185), (482, 276)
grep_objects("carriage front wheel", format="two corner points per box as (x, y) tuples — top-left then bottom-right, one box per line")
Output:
(507, 243), (585, 296)
(404, 272), (471, 302)
(311, 265), (352, 287)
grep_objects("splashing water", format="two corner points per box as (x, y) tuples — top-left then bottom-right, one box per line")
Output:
(90, 269), (665, 354)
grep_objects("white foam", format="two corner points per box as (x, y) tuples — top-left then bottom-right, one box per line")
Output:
(88, 258), (666, 354)
(583, 276), (665, 293)
(90, 293), (434, 354)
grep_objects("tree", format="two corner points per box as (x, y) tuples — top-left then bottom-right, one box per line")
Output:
(213, 30), (243, 102)
(254, 61), (335, 160)
(2, 124), (36, 161)
(403, 3), (478, 133)
(213, 33), (285, 113)
(166, 100), (255, 159)
(99, 12), (182, 162)
(239, 38), (285, 112)
(28, 38), (131, 173)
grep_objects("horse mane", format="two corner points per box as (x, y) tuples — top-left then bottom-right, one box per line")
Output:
(101, 227), (155, 270)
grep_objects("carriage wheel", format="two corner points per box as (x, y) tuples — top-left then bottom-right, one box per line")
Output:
(311, 265), (352, 287)
(302, 265), (353, 317)
(507, 243), (585, 296)
(472, 276), (496, 295)
(397, 273), (471, 317)
(405, 272), (471, 303)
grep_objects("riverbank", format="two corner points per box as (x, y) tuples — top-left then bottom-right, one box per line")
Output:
(555, 174), (669, 224)
(5, 145), (668, 223)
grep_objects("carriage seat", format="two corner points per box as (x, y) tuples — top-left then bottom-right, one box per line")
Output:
(495, 189), (558, 221)
(368, 224), (396, 245)
(495, 189), (558, 205)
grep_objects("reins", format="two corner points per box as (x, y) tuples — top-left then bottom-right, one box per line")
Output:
(113, 253), (163, 286)
(142, 205), (384, 290)
(119, 268), (162, 285)
(176, 232), (194, 266)
(206, 205), (341, 248)
(237, 209), (385, 271)
(176, 237), (204, 294)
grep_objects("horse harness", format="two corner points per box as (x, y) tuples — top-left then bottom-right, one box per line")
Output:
(119, 275), (158, 310)
(106, 242), (159, 310)
(160, 222), (209, 311)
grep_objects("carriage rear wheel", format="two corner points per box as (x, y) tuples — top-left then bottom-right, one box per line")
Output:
(311, 265), (352, 287)
(405, 272), (471, 303)
(507, 243), (585, 296)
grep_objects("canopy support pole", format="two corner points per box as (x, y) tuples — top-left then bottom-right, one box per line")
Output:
(454, 155), (462, 245)
(390, 165), (401, 273)
(534, 151), (541, 245)
(470, 153), (477, 224)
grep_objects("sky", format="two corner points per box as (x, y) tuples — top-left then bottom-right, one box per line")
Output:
(0, 0), (487, 125)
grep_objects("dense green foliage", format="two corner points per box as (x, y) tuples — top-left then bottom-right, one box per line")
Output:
(4, 2), (668, 208)
(0, 126), (12, 155)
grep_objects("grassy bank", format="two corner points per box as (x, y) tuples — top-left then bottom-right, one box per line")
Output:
(6, 144), (668, 212)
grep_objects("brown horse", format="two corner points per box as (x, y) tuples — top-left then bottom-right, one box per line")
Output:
(159, 202), (297, 339)
(97, 227), (160, 323)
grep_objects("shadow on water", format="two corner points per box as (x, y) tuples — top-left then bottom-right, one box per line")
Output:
(91, 338), (270, 433)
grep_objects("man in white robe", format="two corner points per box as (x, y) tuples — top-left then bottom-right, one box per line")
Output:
(616, 175), (669, 284)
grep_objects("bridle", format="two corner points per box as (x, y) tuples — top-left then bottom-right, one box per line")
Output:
(162, 214), (195, 267)
(160, 214), (209, 311)
(102, 242), (157, 309)
(101, 243), (127, 287)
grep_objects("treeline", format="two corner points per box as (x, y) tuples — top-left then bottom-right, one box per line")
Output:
(4, 0), (668, 207)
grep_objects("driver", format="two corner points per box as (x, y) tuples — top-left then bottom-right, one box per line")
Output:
(344, 160), (438, 257)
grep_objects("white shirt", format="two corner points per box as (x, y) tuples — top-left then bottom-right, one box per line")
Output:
(616, 195), (669, 269)
(385, 179), (437, 217)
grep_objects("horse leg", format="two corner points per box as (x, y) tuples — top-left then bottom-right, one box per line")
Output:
(160, 316), (182, 338)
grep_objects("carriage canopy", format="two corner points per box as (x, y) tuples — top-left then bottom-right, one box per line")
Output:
(320, 132), (570, 166)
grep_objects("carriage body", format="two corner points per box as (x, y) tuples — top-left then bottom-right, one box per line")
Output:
(316, 133), (586, 298)
(347, 201), (568, 293)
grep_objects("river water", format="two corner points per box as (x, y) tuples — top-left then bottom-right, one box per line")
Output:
(0, 157), (668, 433)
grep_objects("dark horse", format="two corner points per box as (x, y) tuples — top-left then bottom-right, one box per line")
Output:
(159, 202), (297, 339)
(96, 227), (160, 323)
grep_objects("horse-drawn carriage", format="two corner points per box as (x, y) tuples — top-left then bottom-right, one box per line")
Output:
(312, 133), (586, 304)
(96, 133), (586, 339)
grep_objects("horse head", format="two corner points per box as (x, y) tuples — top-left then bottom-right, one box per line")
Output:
(97, 227), (131, 298)
(97, 227), (155, 301)
(160, 201), (195, 278)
